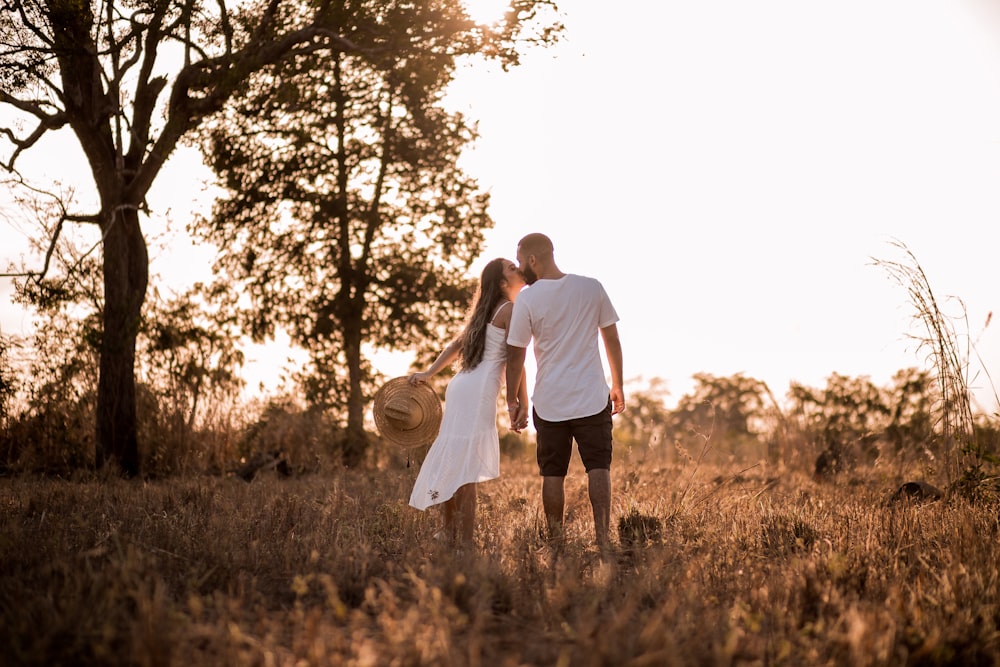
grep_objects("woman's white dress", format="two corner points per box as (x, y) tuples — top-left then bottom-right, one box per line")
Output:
(409, 321), (507, 510)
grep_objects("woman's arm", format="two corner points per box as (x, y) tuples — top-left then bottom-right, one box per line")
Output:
(505, 344), (529, 431)
(501, 303), (530, 431)
(517, 370), (528, 414)
(409, 338), (463, 385)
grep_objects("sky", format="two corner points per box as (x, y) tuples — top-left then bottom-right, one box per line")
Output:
(443, 0), (1000, 412)
(3, 0), (1000, 413)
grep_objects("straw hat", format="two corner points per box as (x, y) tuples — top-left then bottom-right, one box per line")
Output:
(372, 377), (443, 448)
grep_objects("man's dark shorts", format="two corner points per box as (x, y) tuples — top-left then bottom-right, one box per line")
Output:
(533, 399), (613, 476)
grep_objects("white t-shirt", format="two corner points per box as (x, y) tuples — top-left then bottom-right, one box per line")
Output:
(507, 274), (619, 421)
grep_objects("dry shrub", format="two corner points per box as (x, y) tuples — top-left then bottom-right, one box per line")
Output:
(617, 507), (663, 548)
(1, 390), (96, 475)
(237, 397), (345, 474)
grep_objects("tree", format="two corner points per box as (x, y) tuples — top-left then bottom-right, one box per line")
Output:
(5, 249), (103, 472)
(0, 0), (554, 475)
(667, 373), (770, 462)
(136, 282), (246, 472)
(613, 377), (671, 460)
(140, 284), (244, 432)
(0, 333), (13, 433)
(1, 223), (244, 472)
(195, 0), (561, 464)
(788, 373), (890, 475)
(884, 367), (935, 463)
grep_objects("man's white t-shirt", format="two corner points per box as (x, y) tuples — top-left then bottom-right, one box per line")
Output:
(507, 274), (619, 422)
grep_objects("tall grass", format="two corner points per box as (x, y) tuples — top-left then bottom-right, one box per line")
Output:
(873, 240), (998, 496)
(2, 453), (998, 666)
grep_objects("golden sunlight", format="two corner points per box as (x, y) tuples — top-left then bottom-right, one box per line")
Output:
(464, 0), (509, 24)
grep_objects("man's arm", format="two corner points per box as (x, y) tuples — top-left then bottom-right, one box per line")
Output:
(600, 323), (625, 415)
(506, 344), (528, 430)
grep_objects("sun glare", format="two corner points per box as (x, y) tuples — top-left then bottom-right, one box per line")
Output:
(465, 0), (509, 25)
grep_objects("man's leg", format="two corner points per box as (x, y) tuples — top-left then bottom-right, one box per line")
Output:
(542, 476), (566, 541)
(534, 407), (571, 544)
(575, 401), (614, 550)
(588, 468), (611, 549)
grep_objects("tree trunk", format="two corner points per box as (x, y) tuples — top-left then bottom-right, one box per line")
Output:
(95, 206), (149, 477)
(342, 316), (368, 467)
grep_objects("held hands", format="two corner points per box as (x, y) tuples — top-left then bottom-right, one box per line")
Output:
(507, 400), (529, 433)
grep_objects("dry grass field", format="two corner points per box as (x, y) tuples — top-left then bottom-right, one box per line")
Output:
(2, 451), (998, 667)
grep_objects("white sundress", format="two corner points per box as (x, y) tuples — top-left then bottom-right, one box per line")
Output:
(409, 312), (508, 511)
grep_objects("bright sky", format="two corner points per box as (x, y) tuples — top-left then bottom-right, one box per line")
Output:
(3, 0), (1000, 413)
(445, 0), (1000, 412)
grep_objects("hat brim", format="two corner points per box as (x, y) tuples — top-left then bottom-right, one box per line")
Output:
(372, 377), (443, 448)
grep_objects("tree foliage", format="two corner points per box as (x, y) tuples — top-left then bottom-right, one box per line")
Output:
(139, 284), (245, 432)
(613, 377), (671, 459)
(786, 369), (945, 477)
(0, 333), (14, 434)
(194, 0), (561, 464)
(1, 232), (246, 474)
(5, 251), (103, 472)
(0, 0), (419, 475)
(788, 373), (888, 462)
(667, 372), (771, 462)
(883, 367), (935, 461)
(621, 370), (950, 475)
(0, 0), (559, 475)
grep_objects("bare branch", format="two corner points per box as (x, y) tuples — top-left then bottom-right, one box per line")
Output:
(0, 94), (68, 170)
(0, 90), (62, 120)
(215, 0), (233, 55)
(0, 173), (102, 283)
(114, 16), (145, 73)
(125, 0), (172, 168)
(168, 0), (213, 65)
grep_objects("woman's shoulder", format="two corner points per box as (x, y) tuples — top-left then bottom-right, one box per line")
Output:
(489, 300), (513, 328)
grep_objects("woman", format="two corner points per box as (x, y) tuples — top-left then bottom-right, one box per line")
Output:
(408, 257), (528, 547)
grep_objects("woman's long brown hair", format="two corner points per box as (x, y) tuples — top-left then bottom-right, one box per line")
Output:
(459, 258), (507, 371)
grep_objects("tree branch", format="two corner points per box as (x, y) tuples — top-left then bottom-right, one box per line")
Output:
(97, 4), (146, 115)
(0, 175), (102, 284)
(124, 0), (171, 171)
(0, 93), (68, 170)
(215, 0), (233, 55)
(129, 24), (363, 202)
(6, 0), (56, 48)
(0, 90), (62, 121)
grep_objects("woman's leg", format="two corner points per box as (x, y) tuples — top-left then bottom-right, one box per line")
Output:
(453, 483), (477, 546)
(441, 497), (456, 543)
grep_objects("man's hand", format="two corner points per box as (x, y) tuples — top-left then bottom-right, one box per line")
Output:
(610, 386), (626, 416)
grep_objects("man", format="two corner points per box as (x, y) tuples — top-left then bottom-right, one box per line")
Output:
(505, 233), (625, 550)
